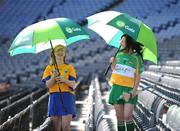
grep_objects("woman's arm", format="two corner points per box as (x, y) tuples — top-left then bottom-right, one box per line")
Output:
(64, 79), (76, 88)
(131, 73), (141, 97)
(45, 70), (58, 88)
(46, 76), (56, 88)
(56, 76), (76, 88)
(110, 57), (116, 70)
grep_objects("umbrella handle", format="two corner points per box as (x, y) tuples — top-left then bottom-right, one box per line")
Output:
(104, 63), (112, 76)
(49, 40), (67, 112)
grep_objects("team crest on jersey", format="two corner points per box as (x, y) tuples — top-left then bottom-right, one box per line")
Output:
(122, 58), (128, 63)
(64, 69), (68, 74)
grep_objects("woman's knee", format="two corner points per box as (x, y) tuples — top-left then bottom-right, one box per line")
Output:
(62, 115), (72, 130)
(62, 122), (70, 130)
(50, 116), (61, 131)
(124, 104), (134, 121)
(124, 113), (133, 121)
(116, 114), (124, 122)
(50, 116), (57, 122)
(114, 104), (124, 121)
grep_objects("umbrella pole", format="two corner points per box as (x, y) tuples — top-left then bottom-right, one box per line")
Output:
(49, 40), (59, 71)
(104, 45), (121, 76)
(49, 40), (67, 112)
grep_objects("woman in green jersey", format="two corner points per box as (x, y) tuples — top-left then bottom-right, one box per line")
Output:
(108, 34), (144, 131)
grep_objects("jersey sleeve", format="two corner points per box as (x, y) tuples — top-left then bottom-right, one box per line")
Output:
(68, 65), (77, 81)
(42, 65), (51, 83)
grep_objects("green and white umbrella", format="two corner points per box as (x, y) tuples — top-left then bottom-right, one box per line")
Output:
(8, 18), (90, 112)
(9, 18), (90, 56)
(87, 11), (157, 64)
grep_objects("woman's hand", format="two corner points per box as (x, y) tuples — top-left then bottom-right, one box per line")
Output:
(46, 70), (59, 88)
(51, 70), (59, 79)
(109, 57), (115, 63)
(120, 89), (137, 102)
(55, 76), (67, 83)
(122, 92), (130, 102)
(131, 89), (137, 97)
(56, 76), (76, 89)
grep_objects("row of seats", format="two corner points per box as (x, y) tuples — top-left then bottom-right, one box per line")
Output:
(94, 77), (112, 131)
(134, 102), (156, 130)
(114, 0), (171, 19)
(85, 78), (97, 131)
(47, 0), (119, 23)
(0, 0), (115, 83)
(165, 105), (180, 130)
(0, 87), (47, 125)
(164, 60), (180, 66)
(134, 81), (176, 130)
(84, 76), (113, 131)
(142, 71), (180, 91)
(141, 72), (180, 107)
(0, 0), (58, 37)
(0, 87), (35, 109)
(144, 78), (180, 102)
(148, 65), (180, 77)
(0, 93), (48, 131)
(156, 105), (180, 131)
(0, 0), (119, 38)
(0, 0), (179, 83)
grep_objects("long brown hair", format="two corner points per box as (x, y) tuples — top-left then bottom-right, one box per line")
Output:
(49, 45), (66, 65)
(121, 34), (143, 60)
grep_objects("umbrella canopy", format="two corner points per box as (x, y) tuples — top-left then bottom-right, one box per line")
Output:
(87, 11), (157, 64)
(9, 18), (90, 56)
(8, 18), (90, 112)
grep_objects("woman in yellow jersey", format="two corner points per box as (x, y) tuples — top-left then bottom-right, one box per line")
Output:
(42, 45), (77, 131)
(108, 34), (144, 131)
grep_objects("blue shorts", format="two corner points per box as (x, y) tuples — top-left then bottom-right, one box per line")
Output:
(48, 92), (76, 118)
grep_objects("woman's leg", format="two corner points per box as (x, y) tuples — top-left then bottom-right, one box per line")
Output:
(124, 104), (134, 131)
(50, 116), (62, 131)
(114, 104), (125, 131)
(62, 114), (72, 131)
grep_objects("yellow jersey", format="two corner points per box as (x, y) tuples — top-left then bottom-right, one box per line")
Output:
(42, 64), (77, 94)
(110, 52), (144, 88)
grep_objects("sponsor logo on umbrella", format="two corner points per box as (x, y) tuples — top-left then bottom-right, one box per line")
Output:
(116, 21), (135, 33)
(72, 27), (81, 32)
(66, 27), (73, 33)
(116, 21), (125, 27)
(66, 27), (82, 33)
(125, 25), (135, 33)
